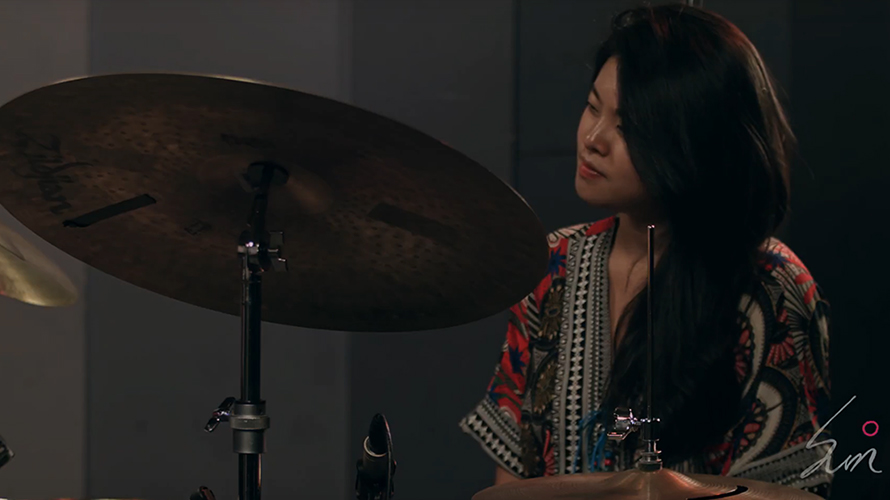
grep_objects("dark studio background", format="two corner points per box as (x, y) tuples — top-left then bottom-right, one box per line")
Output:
(0, 1), (886, 499)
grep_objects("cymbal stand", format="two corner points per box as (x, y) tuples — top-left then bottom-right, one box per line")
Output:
(0, 432), (13, 470)
(202, 162), (289, 500)
(607, 225), (661, 472)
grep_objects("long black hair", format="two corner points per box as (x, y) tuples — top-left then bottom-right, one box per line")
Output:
(595, 4), (795, 463)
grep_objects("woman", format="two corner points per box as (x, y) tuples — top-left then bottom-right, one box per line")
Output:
(459, 3), (833, 498)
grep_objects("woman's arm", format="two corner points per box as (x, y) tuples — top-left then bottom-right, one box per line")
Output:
(458, 285), (540, 480)
(718, 246), (833, 497)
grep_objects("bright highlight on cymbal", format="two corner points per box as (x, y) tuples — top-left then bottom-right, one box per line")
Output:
(0, 222), (77, 307)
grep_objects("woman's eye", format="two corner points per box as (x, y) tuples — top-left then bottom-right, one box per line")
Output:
(587, 102), (599, 113)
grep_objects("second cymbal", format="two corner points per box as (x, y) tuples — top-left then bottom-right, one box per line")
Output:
(0, 221), (76, 307)
(473, 468), (824, 500)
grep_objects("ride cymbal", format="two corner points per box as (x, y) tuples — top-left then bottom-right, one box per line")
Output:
(0, 73), (546, 331)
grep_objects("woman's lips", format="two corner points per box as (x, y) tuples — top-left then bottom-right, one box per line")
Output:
(578, 160), (604, 179)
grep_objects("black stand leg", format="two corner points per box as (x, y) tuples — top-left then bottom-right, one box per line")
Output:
(237, 258), (265, 500)
(239, 454), (262, 500)
(202, 162), (288, 500)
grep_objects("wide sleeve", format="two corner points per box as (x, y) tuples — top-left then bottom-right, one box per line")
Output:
(458, 287), (539, 478)
(718, 248), (833, 497)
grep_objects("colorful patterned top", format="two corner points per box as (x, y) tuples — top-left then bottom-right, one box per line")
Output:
(459, 217), (833, 497)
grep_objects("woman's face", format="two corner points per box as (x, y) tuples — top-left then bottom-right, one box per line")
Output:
(575, 57), (648, 212)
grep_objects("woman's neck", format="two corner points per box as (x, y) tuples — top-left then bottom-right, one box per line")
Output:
(612, 212), (669, 263)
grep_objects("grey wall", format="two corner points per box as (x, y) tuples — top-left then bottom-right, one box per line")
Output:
(0, 1), (90, 498)
(788, 0), (890, 497)
(347, 1), (516, 499)
(87, 1), (352, 499)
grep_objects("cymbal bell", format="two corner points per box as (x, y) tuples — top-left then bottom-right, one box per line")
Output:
(0, 221), (77, 307)
(473, 468), (823, 500)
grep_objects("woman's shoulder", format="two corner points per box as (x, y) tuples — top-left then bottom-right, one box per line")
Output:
(759, 237), (811, 276)
(522, 217), (616, 305)
(738, 237), (830, 397)
(756, 237), (824, 313)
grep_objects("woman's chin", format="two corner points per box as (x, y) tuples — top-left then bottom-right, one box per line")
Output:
(574, 181), (611, 208)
